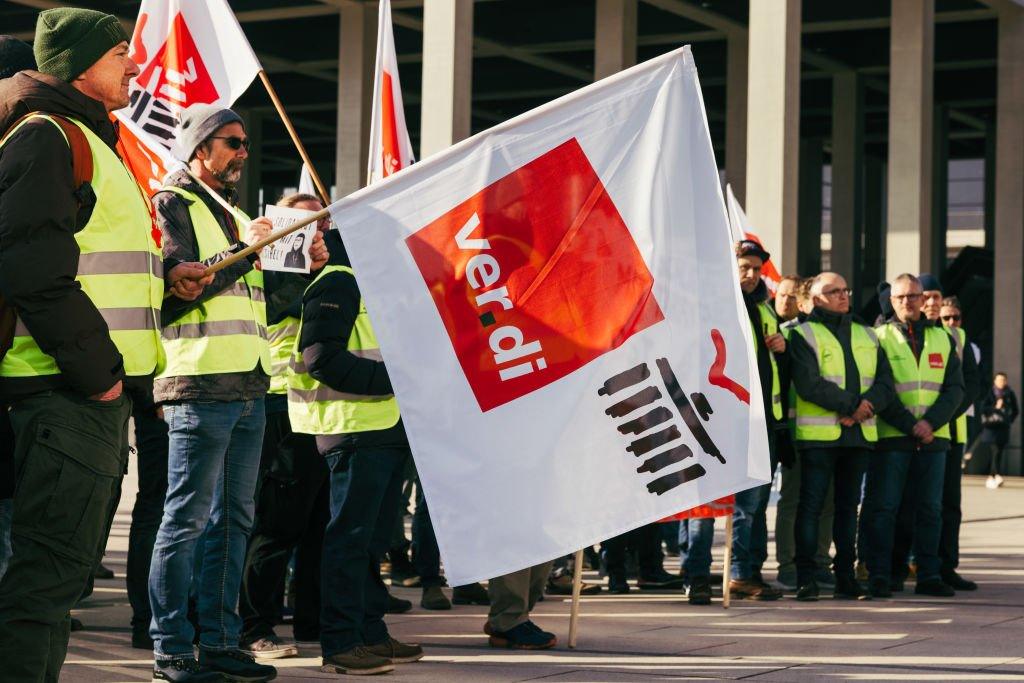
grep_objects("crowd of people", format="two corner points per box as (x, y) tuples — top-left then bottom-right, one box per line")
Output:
(0, 8), (1018, 683)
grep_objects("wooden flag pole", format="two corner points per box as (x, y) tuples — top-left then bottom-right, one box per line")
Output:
(568, 548), (585, 649)
(722, 515), (734, 609)
(258, 70), (331, 204)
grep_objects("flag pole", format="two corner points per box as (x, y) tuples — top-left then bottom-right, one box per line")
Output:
(722, 515), (733, 609)
(568, 547), (585, 648)
(257, 70), (331, 204)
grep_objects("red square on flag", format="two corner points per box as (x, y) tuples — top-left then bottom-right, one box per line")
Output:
(929, 353), (945, 369)
(406, 138), (664, 412)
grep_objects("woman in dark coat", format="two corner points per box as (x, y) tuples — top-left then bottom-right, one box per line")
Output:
(970, 372), (1020, 488)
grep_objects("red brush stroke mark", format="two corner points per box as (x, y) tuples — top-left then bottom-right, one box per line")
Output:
(708, 328), (750, 404)
(131, 13), (149, 65)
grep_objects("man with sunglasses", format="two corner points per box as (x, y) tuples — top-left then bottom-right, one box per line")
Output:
(147, 104), (327, 682)
(787, 272), (894, 601)
(862, 274), (964, 599)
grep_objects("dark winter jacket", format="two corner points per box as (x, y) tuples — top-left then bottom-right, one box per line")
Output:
(0, 71), (126, 399)
(153, 170), (268, 403)
(297, 230), (406, 454)
(980, 386), (1019, 431)
(876, 316), (965, 452)
(943, 322), (983, 443)
(744, 280), (787, 431)
(788, 307), (896, 450)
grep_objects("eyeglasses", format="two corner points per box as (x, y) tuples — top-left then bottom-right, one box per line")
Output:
(210, 136), (250, 151)
(892, 293), (922, 302)
(822, 287), (853, 298)
(941, 314), (962, 322)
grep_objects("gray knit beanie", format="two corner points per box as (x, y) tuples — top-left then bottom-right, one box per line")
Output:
(173, 104), (245, 162)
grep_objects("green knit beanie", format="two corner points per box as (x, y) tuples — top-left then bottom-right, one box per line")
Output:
(33, 8), (129, 82)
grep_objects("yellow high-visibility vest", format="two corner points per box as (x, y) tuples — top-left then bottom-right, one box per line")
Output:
(267, 315), (300, 395)
(792, 321), (879, 442)
(288, 265), (399, 435)
(157, 186), (270, 378)
(0, 115), (163, 379)
(947, 326), (968, 445)
(876, 323), (953, 440)
(751, 301), (783, 421)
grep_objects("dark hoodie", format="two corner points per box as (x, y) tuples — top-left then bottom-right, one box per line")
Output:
(876, 315), (965, 452)
(297, 230), (406, 454)
(788, 306), (896, 451)
(0, 71), (125, 399)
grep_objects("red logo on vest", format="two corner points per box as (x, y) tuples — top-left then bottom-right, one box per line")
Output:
(134, 12), (220, 108)
(406, 138), (664, 412)
(929, 353), (945, 369)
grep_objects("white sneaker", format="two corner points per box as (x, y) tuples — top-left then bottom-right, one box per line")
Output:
(244, 636), (298, 660)
(986, 476), (998, 490)
(995, 474), (1005, 487)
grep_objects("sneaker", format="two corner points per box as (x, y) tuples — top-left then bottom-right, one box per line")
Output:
(995, 474), (1005, 487)
(421, 586), (452, 610)
(488, 620), (557, 649)
(729, 578), (782, 601)
(834, 576), (869, 600)
(986, 476), (998, 489)
(607, 574), (630, 594)
(637, 569), (685, 590)
(153, 656), (224, 683)
(686, 577), (712, 606)
(795, 581), (819, 602)
(813, 568), (835, 586)
(385, 592), (412, 614)
(321, 646), (394, 676)
(365, 636), (424, 663)
(869, 578), (892, 599)
(452, 582), (490, 605)
(776, 569), (797, 590)
(243, 636), (297, 660)
(199, 649), (276, 682)
(941, 571), (978, 591)
(546, 567), (602, 595)
(915, 579), (955, 597)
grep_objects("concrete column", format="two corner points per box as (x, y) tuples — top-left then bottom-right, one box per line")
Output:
(830, 72), (863, 290)
(885, 0), (934, 280)
(993, 6), (1024, 475)
(931, 104), (949, 274)
(862, 156), (886, 307)
(237, 108), (263, 216)
(420, 0), (474, 158)
(594, 0), (637, 80)
(797, 138), (822, 277)
(745, 0), (801, 274)
(984, 121), (996, 250)
(725, 33), (748, 203)
(335, 4), (376, 196)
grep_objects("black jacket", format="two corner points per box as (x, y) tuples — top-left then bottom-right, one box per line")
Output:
(0, 71), (125, 399)
(980, 386), (1019, 431)
(876, 316), (965, 452)
(744, 280), (787, 430)
(297, 230), (406, 453)
(788, 307), (896, 451)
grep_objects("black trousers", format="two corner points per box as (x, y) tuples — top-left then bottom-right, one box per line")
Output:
(939, 444), (964, 573)
(239, 410), (329, 643)
(602, 522), (663, 580)
(124, 377), (169, 635)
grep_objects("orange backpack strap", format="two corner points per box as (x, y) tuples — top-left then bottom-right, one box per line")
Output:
(47, 114), (94, 190)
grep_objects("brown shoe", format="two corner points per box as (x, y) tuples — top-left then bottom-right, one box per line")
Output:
(729, 578), (782, 600)
(364, 636), (424, 664)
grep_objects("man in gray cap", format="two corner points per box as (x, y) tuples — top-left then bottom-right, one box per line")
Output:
(147, 103), (326, 683)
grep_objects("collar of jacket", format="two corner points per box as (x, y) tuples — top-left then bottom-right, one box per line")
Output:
(0, 70), (116, 148)
(809, 306), (868, 329)
(886, 314), (929, 338)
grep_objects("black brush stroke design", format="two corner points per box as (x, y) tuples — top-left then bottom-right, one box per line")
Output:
(626, 425), (681, 457)
(616, 407), (672, 435)
(636, 443), (694, 474)
(598, 363), (651, 397)
(647, 463), (707, 495)
(605, 386), (662, 418)
(656, 358), (725, 465)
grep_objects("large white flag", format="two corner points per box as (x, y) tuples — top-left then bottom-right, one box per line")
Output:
(117, 0), (261, 192)
(367, 0), (415, 184)
(328, 47), (771, 585)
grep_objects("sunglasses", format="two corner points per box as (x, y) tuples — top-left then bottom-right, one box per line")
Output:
(210, 136), (250, 151)
(941, 314), (962, 322)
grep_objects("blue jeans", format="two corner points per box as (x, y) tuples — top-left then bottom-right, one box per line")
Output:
(0, 498), (11, 582)
(679, 517), (715, 579)
(863, 449), (945, 583)
(149, 399), (266, 658)
(320, 446), (408, 657)
(732, 481), (771, 580)
(794, 447), (868, 585)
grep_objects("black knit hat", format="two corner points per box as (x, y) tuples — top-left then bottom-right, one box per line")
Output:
(735, 238), (771, 263)
(0, 35), (36, 80)
(33, 8), (129, 82)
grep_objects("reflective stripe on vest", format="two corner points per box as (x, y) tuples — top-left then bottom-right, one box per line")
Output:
(793, 321), (879, 442)
(268, 315), (300, 395)
(876, 323), (953, 440)
(287, 265), (400, 435)
(0, 115), (164, 379)
(948, 326), (968, 444)
(157, 186), (270, 378)
(751, 301), (783, 421)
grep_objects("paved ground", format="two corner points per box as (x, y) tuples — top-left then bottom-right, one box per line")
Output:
(64, 474), (1024, 682)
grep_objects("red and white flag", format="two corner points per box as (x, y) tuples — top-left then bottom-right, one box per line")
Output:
(326, 47), (772, 584)
(726, 183), (782, 291)
(116, 0), (261, 193)
(367, 0), (414, 184)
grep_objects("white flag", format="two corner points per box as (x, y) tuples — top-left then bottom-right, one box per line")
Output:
(367, 0), (415, 184)
(299, 164), (318, 197)
(327, 47), (771, 585)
